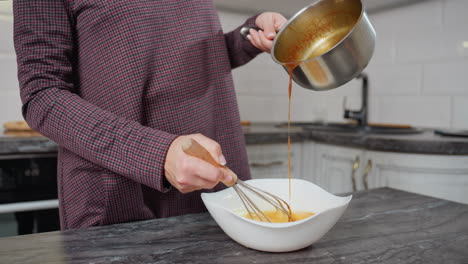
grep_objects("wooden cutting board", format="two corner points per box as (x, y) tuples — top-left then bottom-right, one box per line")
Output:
(2, 120), (43, 137)
(367, 122), (412, 129)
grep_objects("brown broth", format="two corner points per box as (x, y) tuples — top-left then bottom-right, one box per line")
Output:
(284, 63), (300, 202)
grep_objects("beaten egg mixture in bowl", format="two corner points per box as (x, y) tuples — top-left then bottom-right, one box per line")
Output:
(201, 178), (351, 252)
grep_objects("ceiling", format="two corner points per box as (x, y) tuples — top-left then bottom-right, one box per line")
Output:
(0, 0), (395, 17)
(0, 0), (429, 18)
(213, 0), (430, 16)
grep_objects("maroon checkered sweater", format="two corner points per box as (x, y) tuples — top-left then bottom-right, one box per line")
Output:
(14, 0), (260, 229)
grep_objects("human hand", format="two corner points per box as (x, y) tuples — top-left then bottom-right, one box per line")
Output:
(247, 12), (288, 53)
(164, 134), (232, 193)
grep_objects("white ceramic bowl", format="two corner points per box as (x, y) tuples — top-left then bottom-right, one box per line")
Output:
(201, 178), (352, 252)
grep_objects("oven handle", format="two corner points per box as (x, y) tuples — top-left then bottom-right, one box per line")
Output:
(0, 199), (59, 214)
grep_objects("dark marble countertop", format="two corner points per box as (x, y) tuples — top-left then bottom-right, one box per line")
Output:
(1, 123), (468, 156)
(1, 188), (467, 263)
(244, 123), (468, 155)
(0, 128), (57, 156)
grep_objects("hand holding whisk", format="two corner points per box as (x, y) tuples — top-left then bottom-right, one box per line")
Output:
(182, 138), (293, 223)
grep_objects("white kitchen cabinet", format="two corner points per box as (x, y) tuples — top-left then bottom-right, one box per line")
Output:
(248, 141), (468, 204)
(312, 143), (366, 194)
(306, 142), (468, 204)
(363, 151), (468, 204)
(300, 142), (317, 183)
(246, 143), (302, 180)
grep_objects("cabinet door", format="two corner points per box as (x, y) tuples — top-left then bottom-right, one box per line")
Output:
(366, 151), (468, 204)
(246, 143), (302, 180)
(314, 143), (364, 194)
(300, 142), (316, 183)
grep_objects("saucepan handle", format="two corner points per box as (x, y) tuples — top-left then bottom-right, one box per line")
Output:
(240, 26), (261, 40)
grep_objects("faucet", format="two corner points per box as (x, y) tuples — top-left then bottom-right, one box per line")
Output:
(343, 73), (368, 127)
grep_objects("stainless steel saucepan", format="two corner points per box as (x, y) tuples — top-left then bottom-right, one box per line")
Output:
(243, 0), (376, 91)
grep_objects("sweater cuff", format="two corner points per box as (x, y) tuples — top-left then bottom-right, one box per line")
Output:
(141, 128), (178, 193)
(240, 15), (263, 58)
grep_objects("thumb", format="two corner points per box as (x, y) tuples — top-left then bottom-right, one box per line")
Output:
(273, 14), (288, 31)
(190, 134), (226, 166)
(256, 13), (277, 40)
(261, 20), (277, 40)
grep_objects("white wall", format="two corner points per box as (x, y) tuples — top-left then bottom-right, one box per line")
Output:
(0, 1), (467, 129)
(221, 0), (468, 129)
(0, 1), (22, 125)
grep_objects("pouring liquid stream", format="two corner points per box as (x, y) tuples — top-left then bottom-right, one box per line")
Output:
(242, 62), (300, 223)
(241, 63), (318, 223)
(285, 62), (300, 204)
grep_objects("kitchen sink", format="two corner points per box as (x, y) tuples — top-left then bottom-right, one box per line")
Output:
(279, 122), (424, 135)
(276, 75), (424, 135)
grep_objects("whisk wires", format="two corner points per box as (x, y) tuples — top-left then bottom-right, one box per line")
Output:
(236, 180), (293, 223)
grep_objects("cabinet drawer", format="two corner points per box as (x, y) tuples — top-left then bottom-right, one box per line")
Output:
(314, 143), (364, 194)
(246, 143), (302, 179)
(366, 151), (468, 204)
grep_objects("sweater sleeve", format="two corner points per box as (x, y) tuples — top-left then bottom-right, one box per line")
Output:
(13, 0), (176, 192)
(224, 15), (263, 69)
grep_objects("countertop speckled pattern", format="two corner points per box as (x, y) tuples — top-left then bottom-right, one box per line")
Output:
(0, 128), (57, 155)
(242, 123), (468, 155)
(1, 124), (468, 155)
(1, 188), (467, 264)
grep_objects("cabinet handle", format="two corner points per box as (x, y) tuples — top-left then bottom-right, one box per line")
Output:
(249, 161), (284, 168)
(362, 159), (372, 190)
(351, 156), (360, 192)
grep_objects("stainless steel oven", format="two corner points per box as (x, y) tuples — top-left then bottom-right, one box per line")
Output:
(0, 153), (60, 235)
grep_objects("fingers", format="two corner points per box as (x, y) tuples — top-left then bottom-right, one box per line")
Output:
(185, 156), (225, 184)
(255, 12), (277, 40)
(166, 154), (225, 193)
(188, 134), (233, 184)
(260, 18), (277, 40)
(258, 31), (273, 52)
(273, 14), (288, 31)
(247, 29), (267, 52)
(249, 29), (272, 53)
(176, 156), (229, 193)
(249, 12), (287, 53)
(190, 133), (226, 165)
(164, 134), (232, 194)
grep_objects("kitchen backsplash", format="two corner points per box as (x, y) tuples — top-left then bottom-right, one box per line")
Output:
(0, 0), (467, 129)
(0, 1), (22, 125)
(221, 0), (468, 129)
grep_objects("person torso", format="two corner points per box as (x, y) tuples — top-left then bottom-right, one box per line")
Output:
(58, 0), (250, 229)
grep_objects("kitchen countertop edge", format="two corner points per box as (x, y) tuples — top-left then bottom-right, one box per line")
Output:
(2, 124), (468, 155)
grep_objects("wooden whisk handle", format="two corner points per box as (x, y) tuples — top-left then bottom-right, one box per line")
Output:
(181, 138), (237, 187)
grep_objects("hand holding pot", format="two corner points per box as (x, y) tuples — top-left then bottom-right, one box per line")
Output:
(247, 12), (287, 53)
